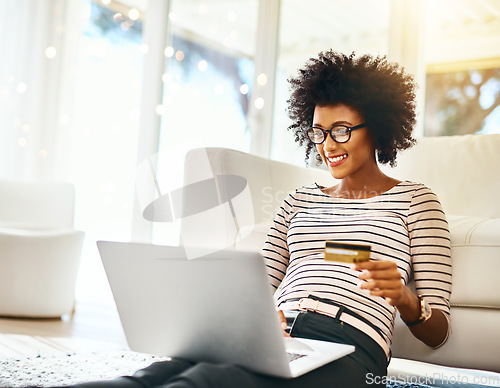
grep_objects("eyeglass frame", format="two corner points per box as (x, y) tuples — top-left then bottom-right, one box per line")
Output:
(306, 123), (368, 144)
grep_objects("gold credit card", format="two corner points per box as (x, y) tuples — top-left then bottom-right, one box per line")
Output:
(324, 241), (371, 263)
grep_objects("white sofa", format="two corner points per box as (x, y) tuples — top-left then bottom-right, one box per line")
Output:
(182, 134), (500, 385)
(0, 180), (85, 318)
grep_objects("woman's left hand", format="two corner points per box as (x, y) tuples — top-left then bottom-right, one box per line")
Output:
(353, 260), (450, 347)
(352, 260), (406, 306)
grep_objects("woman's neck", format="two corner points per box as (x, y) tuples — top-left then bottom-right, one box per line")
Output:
(326, 168), (401, 199)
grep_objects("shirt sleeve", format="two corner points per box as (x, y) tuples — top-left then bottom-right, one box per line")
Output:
(261, 192), (294, 290)
(408, 184), (452, 346)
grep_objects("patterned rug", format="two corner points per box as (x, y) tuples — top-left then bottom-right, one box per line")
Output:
(0, 333), (166, 387)
(0, 351), (168, 387)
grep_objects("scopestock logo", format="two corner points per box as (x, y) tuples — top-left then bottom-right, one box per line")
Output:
(366, 372), (500, 386)
(136, 144), (255, 259)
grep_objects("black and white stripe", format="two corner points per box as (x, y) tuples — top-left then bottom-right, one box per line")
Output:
(262, 181), (452, 350)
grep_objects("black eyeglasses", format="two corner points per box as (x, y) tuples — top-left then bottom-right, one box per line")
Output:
(306, 123), (367, 144)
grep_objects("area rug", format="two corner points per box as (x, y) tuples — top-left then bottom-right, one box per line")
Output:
(0, 351), (169, 387)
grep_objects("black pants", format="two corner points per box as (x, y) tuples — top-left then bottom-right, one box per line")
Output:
(53, 310), (388, 388)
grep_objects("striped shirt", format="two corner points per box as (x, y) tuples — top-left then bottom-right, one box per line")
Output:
(262, 181), (452, 353)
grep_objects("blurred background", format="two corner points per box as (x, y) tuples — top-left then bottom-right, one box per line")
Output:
(1, 0), (499, 303)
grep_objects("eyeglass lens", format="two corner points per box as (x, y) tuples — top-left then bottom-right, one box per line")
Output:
(307, 126), (350, 144)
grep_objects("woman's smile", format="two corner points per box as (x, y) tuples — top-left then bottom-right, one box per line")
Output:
(325, 153), (348, 167)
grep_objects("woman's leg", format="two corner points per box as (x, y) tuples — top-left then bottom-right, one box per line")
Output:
(286, 310), (387, 388)
(158, 362), (267, 388)
(159, 356), (373, 388)
(57, 357), (371, 388)
(54, 359), (193, 388)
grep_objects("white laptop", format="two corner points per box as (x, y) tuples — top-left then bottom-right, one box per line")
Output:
(97, 241), (354, 378)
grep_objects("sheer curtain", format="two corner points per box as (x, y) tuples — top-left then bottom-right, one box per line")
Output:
(0, 0), (142, 303)
(0, 0), (85, 181)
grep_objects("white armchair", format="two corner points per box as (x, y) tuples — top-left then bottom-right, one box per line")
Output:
(0, 180), (84, 318)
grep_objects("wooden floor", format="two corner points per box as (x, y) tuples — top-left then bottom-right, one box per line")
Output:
(0, 300), (128, 357)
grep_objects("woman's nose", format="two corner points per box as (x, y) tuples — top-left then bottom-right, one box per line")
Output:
(323, 131), (338, 151)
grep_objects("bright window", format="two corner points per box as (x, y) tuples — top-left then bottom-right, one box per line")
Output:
(272, 0), (391, 166)
(151, 0), (258, 246)
(425, 63), (500, 136)
(69, 1), (144, 302)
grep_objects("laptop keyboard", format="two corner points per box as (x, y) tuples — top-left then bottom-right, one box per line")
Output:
(287, 352), (306, 362)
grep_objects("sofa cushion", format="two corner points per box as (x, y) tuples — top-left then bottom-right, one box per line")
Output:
(381, 134), (500, 218)
(448, 215), (500, 309)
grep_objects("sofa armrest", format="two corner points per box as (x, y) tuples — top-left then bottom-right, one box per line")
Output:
(447, 215), (500, 308)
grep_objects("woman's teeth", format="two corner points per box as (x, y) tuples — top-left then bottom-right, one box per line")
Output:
(328, 154), (347, 163)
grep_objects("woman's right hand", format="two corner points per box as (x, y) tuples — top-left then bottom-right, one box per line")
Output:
(277, 309), (291, 337)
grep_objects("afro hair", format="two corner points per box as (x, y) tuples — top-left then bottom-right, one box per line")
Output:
(287, 50), (417, 166)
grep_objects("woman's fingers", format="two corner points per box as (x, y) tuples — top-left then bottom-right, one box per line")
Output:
(353, 260), (404, 305)
(277, 309), (291, 337)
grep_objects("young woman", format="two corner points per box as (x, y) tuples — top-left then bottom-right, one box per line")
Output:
(64, 51), (451, 388)
(263, 50), (452, 387)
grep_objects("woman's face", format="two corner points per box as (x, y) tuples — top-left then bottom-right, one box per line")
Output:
(313, 103), (376, 180)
